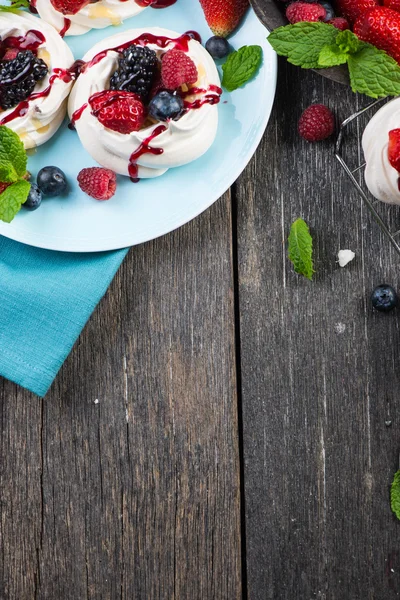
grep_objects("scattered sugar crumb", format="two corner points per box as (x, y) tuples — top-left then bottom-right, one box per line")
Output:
(335, 323), (346, 334)
(94, 399), (99, 405)
(338, 249), (355, 267)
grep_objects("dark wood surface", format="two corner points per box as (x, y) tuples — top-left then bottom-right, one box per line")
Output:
(2, 56), (400, 599)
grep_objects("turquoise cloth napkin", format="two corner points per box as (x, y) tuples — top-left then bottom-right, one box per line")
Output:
(0, 236), (128, 397)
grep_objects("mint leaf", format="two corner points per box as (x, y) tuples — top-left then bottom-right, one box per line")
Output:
(288, 218), (314, 280)
(318, 44), (348, 67)
(348, 45), (400, 98)
(0, 179), (30, 223)
(0, 125), (27, 177)
(0, 162), (18, 183)
(268, 22), (338, 69)
(0, 0), (28, 13)
(336, 29), (366, 54)
(222, 45), (262, 92)
(391, 470), (400, 520)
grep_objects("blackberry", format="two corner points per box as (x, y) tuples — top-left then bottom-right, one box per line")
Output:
(0, 50), (48, 110)
(110, 45), (158, 101)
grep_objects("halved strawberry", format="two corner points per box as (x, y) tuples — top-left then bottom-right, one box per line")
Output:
(89, 90), (145, 135)
(199, 0), (249, 37)
(333, 0), (379, 25)
(50, 0), (91, 15)
(388, 129), (400, 172)
(354, 7), (400, 64)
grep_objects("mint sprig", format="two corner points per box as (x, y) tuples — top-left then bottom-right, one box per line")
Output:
(391, 470), (400, 520)
(0, 126), (30, 223)
(268, 22), (338, 69)
(0, 0), (30, 13)
(268, 23), (400, 98)
(222, 45), (262, 92)
(288, 218), (314, 280)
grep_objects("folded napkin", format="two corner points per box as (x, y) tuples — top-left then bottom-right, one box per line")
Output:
(0, 235), (128, 397)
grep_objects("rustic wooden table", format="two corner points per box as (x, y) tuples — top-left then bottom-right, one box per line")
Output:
(1, 58), (400, 600)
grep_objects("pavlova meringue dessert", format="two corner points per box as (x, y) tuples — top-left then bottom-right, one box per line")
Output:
(32, 0), (176, 37)
(68, 27), (222, 179)
(362, 98), (400, 205)
(0, 11), (74, 149)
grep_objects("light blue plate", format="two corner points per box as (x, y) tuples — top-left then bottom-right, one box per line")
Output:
(0, 2), (277, 252)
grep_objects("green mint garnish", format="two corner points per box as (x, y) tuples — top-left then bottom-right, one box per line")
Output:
(221, 45), (262, 92)
(391, 470), (400, 520)
(0, 126), (30, 223)
(348, 46), (400, 98)
(0, 179), (30, 223)
(0, 0), (30, 13)
(268, 22), (338, 69)
(288, 218), (314, 280)
(268, 22), (400, 98)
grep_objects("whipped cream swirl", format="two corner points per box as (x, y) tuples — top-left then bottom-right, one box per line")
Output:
(68, 27), (221, 179)
(34, 0), (147, 36)
(362, 98), (400, 205)
(0, 11), (74, 149)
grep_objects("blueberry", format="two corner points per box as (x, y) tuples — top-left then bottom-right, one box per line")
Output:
(371, 284), (398, 312)
(320, 0), (335, 20)
(23, 183), (42, 211)
(37, 166), (67, 197)
(205, 36), (230, 59)
(148, 91), (184, 122)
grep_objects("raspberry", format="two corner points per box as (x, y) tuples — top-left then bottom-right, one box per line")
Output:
(89, 90), (145, 135)
(286, 1), (326, 23)
(327, 16), (350, 29)
(110, 45), (158, 101)
(298, 104), (335, 142)
(0, 182), (10, 194)
(3, 49), (19, 61)
(161, 49), (198, 90)
(77, 167), (117, 201)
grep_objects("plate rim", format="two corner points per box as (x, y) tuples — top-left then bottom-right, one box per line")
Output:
(0, 9), (277, 253)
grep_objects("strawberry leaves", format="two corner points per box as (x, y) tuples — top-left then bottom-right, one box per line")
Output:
(268, 22), (400, 98)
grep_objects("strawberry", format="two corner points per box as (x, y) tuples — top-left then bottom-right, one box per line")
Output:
(89, 90), (145, 135)
(161, 49), (198, 90)
(354, 7), (400, 63)
(77, 167), (117, 201)
(383, 0), (400, 12)
(333, 0), (379, 25)
(388, 129), (400, 172)
(199, 0), (249, 37)
(50, 0), (91, 15)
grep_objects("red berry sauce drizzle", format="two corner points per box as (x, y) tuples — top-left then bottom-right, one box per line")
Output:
(133, 0), (177, 8)
(70, 30), (222, 180)
(0, 29), (45, 57)
(0, 28), (83, 126)
(59, 18), (72, 38)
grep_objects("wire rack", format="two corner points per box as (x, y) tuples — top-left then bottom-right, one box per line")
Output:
(335, 97), (400, 257)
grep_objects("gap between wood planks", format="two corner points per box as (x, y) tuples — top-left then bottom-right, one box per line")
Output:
(231, 181), (249, 600)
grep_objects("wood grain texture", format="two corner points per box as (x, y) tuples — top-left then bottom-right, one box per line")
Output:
(0, 193), (241, 600)
(236, 60), (400, 600)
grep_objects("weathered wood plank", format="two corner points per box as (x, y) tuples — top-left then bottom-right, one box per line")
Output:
(237, 60), (400, 600)
(0, 192), (242, 600)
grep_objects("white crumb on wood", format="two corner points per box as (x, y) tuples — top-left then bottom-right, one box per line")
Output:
(337, 249), (355, 267)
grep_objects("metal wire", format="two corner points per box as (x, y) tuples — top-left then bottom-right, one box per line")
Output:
(335, 98), (400, 257)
